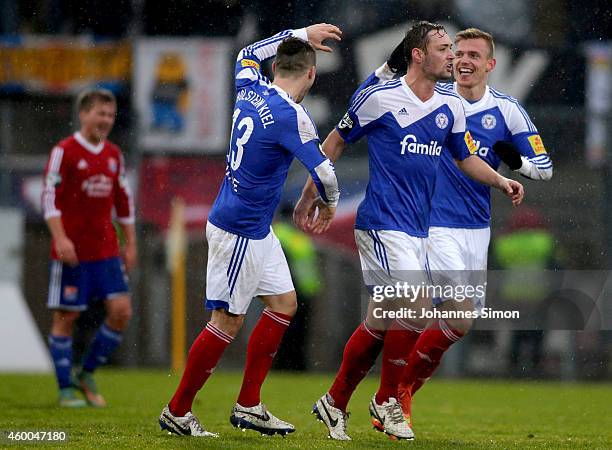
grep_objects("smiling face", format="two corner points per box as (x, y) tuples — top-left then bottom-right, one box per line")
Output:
(79, 100), (116, 143)
(453, 38), (496, 89)
(420, 29), (455, 81)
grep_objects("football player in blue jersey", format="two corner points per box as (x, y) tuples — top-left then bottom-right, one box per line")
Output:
(395, 26), (553, 424)
(294, 21), (524, 441)
(159, 23), (341, 438)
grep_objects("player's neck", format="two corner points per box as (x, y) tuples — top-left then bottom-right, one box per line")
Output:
(273, 79), (305, 103)
(403, 72), (436, 103)
(456, 84), (486, 102)
(79, 129), (104, 146)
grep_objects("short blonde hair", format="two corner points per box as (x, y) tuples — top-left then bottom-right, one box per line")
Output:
(455, 28), (495, 58)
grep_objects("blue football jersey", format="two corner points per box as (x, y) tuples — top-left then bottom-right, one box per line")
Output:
(337, 77), (474, 237)
(429, 83), (552, 228)
(208, 29), (338, 239)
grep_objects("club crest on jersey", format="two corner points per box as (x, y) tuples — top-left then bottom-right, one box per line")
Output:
(77, 159), (88, 170)
(338, 112), (354, 131)
(528, 134), (547, 155)
(464, 131), (478, 154)
(108, 158), (118, 174)
(435, 113), (448, 129)
(63, 286), (78, 301)
(400, 134), (442, 156)
(481, 114), (496, 130)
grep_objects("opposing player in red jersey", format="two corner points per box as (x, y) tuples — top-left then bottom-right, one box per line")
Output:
(42, 89), (136, 407)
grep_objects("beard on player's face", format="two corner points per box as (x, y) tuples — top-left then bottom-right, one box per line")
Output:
(423, 58), (453, 81)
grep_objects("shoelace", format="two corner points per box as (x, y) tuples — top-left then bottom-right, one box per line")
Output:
(340, 411), (350, 434)
(188, 415), (206, 434)
(386, 402), (405, 425)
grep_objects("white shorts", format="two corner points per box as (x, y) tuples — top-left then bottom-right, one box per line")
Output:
(426, 226), (490, 309)
(355, 229), (428, 291)
(205, 222), (294, 315)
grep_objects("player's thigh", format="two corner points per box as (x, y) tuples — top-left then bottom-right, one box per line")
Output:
(355, 228), (427, 281)
(255, 230), (295, 304)
(356, 229), (429, 329)
(205, 222), (266, 316)
(465, 227), (490, 314)
(95, 257), (130, 299)
(427, 227), (470, 304)
(46, 260), (90, 313)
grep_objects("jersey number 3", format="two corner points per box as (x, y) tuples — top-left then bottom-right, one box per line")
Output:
(230, 108), (254, 171)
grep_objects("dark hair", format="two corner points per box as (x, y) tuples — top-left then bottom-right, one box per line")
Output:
(76, 88), (116, 112)
(403, 21), (447, 64)
(274, 37), (316, 77)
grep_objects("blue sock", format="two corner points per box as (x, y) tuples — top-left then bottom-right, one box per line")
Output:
(82, 323), (123, 373)
(48, 335), (73, 389)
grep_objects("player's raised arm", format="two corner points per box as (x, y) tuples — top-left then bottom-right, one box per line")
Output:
(235, 24), (341, 90)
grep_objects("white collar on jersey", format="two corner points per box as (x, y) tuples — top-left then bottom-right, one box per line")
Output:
(400, 77), (439, 109)
(454, 83), (491, 112)
(74, 132), (105, 155)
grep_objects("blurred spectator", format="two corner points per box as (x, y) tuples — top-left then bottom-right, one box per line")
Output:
(492, 206), (558, 377)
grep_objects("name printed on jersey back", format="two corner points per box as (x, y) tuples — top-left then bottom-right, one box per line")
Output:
(236, 89), (275, 128)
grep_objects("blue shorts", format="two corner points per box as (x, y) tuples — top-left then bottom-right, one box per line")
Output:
(46, 257), (129, 311)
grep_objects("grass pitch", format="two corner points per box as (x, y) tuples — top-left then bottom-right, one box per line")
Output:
(1, 370), (611, 449)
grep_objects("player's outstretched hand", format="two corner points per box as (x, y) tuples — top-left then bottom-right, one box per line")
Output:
(305, 23), (342, 52)
(499, 177), (524, 206)
(493, 141), (523, 170)
(55, 236), (78, 266)
(310, 198), (336, 234)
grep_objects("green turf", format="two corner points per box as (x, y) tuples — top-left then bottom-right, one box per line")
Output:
(1, 370), (611, 449)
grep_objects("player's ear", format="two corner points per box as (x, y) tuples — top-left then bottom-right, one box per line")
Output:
(412, 47), (423, 64)
(486, 57), (496, 72)
(307, 65), (316, 80)
(272, 61), (277, 74)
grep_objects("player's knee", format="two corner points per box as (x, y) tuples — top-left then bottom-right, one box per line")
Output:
(210, 309), (244, 337)
(106, 299), (132, 330)
(51, 310), (80, 335)
(264, 291), (297, 317)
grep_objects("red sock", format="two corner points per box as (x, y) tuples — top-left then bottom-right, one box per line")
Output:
(328, 321), (384, 412)
(169, 323), (233, 416)
(399, 319), (463, 396)
(375, 319), (422, 404)
(410, 360), (441, 394)
(237, 309), (291, 407)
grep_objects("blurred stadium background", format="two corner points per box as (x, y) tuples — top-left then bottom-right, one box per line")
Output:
(1, 0), (612, 384)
